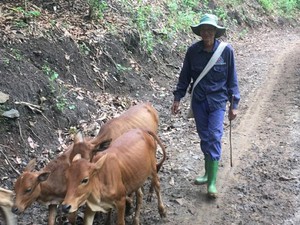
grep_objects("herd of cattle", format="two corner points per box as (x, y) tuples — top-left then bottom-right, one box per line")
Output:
(0, 102), (168, 225)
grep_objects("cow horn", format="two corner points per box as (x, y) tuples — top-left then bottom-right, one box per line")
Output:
(24, 159), (37, 172)
(72, 154), (82, 162)
(74, 132), (84, 143)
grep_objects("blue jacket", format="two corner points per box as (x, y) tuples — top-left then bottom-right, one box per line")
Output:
(173, 39), (240, 110)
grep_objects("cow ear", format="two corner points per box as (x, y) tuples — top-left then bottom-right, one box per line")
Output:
(72, 154), (82, 162)
(95, 154), (108, 170)
(24, 159), (37, 172)
(89, 139), (112, 162)
(74, 132), (84, 144)
(97, 139), (112, 151)
(37, 172), (50, 182)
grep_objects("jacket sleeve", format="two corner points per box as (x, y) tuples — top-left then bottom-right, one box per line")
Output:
(173, 49), (192, 101)
(226, 44), (240, 109)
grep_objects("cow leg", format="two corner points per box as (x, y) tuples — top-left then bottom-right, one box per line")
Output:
(125, 193), (134, 215)
(147, 184), (154, 202)
(132, 188), (143, 225)
(1, 205), (16, 225)
(151, 174), (167, 218)
(104, 209), (112, 225)
(83, 206), (96, 225)
(48, 204), (57, 225)
(67, 211), (77, 224)
(115, 196), (126, 225)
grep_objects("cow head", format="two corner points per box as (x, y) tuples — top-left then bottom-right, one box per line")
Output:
(62, 153), (108, 214)
(69, 132), (112, 162)
(12, 159), (50, 214)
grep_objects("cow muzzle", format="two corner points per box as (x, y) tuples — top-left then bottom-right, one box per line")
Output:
(62, 204), (72, 214)
(11, 205), (22, 215)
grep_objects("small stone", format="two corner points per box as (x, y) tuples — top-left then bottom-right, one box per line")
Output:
(0, 91), (9, 103)
(2, 109), (20, 118)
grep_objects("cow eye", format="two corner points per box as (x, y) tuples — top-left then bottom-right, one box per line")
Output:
(25, 188), (32, 193)
(81, 178), (89, 184)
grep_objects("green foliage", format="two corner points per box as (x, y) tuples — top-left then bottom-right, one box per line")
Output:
(68, 126), (78, 135)
(79, 42), (91, 56)
(14, 20), (28, 28)
(258, 0), (299, 14)
(42, 65), (59, 88)
(141, 30), (155, 54)
(42, 65), (75, 112)
(3, 58), (10, 65)
(10, 48), (23, 61)
(88, 0), (108, 19)
(222, 0), (244, 6)
(13, 6), (41, 19)
(258, 0), (274, 12)
(238, 28), (248, 39)
(116, 64), (132, 73)
(94, 0), (299, 54)
(131, 4), (158, 53)
(278, 0), (299, 14)
(215, 7), (228, 22)
(182, 0), (199, 8)
(50, 20), (57, 27)
(135, 5), (152, 30)
(167, 10), (198, 34)
(11, 6), (41, 28)
(122, 0), (201, 54)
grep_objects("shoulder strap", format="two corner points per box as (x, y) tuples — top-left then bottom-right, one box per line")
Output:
(191, 42), (227, 96)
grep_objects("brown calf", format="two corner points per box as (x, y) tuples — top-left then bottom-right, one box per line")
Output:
(0, 187), (16, 225)
(12, 147), (76, 225)
(69, 102), (159, 161)
(62, 128), (167, 225)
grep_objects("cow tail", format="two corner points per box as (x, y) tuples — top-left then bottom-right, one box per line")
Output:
(146, 130), (167, 172)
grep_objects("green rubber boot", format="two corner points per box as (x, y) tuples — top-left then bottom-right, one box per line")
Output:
(194, 157), (208, 185)
(207, 160), (219, 198)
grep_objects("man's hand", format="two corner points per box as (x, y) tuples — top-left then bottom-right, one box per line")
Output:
(228, 108), (238, 121)
(171, 101), (180, 115)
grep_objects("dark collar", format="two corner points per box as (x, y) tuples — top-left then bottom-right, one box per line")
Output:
(197, 39), (219, 53)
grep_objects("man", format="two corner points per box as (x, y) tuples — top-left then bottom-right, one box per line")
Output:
(171, 14), (240, 198)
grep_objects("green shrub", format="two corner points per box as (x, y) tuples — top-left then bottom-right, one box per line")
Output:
(42, 65), (75, 112)
(88, 0), (108, 19)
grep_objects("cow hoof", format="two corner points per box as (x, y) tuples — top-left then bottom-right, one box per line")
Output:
(146, 194), (153, 202)
(159, 207), (167, 218)
(132, 217), (140, 225)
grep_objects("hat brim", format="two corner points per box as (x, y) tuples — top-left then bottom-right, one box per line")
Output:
(191, 23), (226, 38)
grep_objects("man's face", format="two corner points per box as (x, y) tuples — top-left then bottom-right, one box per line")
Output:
(199, 24), (216, 42)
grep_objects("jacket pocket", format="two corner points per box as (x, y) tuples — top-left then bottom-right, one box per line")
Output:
(211, 64), (227, 81)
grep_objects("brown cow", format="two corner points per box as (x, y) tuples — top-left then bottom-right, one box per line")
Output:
(0, 187), (16, 225)
(62, 128), (167, 225)
(69, 102), (159, 161)
(12, 147), (77, 225)
(70, 102), (160, 214)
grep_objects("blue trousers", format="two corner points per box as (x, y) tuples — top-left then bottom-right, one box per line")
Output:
(192, 98), (225, 161)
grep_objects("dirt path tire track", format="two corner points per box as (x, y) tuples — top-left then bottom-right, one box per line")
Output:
(220, 41), (300, 191)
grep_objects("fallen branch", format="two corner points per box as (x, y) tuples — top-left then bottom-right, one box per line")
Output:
(279, 176), (299, 181)
(17, 119), (25, 144)
(14, 101), (51, 123)
(0, 149), (20, 175)
(14, 101), (42, 111)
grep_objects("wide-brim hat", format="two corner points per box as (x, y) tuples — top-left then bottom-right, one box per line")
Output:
(191, 14), (226, 38)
